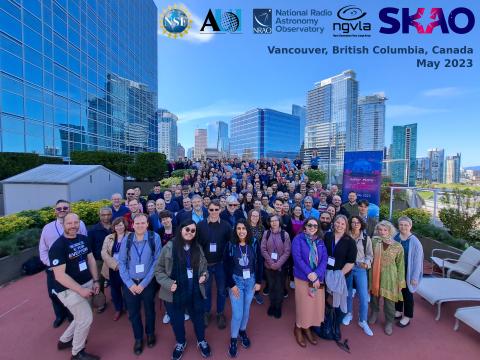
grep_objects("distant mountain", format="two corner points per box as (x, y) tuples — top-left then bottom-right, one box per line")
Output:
(464, 166), (480, 171)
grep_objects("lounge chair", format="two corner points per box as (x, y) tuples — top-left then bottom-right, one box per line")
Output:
(454, 306), (480, 333)
(431, 246), (480, 278)
(417, 266), (480, 320)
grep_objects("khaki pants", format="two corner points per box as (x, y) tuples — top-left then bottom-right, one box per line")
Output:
(57, 280), (93, 356)
(371, 295), (395, 323)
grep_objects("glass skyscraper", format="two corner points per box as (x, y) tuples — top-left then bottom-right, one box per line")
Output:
(356, 94), (386, 151)
(292, 104), (306, 147)
(428, 148), (445, 183)
(445, 153), (461, 184)
(157, 109), (178, 160)
(0, 0), (158, 159)
(390, 123), (417, 186)
(230, 108), (300, 160)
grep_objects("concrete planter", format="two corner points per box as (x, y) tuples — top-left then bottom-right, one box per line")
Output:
(0, 247), (39, 285)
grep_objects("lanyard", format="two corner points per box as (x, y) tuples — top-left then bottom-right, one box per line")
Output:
(133, 240), (147, 261)
(332, 236), (339, 255)
(185, 248), (192, 269)
(54, 220), (63, 237)
(239, 244), (248, 259)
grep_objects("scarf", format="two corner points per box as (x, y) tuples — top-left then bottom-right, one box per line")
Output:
(371, 235), (392, 297)
(305, 234), (319, 270)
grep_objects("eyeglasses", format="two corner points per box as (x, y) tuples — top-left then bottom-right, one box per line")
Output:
(126, 193), (135, 196)
(55, 206), (69, 211)
(306, 223), (318, 228)
(351, 221), (361, 225)
(228, 204), (238, 207)
(208, 208), (220, 212)
(183, 227), (196, 234)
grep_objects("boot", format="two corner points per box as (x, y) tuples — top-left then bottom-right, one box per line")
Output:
(294, 326), (306, 347)
(303, 328), (317, 345)
(368, 311), (378, 325)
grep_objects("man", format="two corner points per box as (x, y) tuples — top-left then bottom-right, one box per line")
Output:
(175, 197), (193, 224)
(358, 199), (377, 237)
(87, 207), (112, 313)
(342, 191), (360, 218)
(110, 193), (130, 220)
(118, 213), (162, 355)
(273, 198), (293, 235)
(133, 186), (147, 212)
(326, 185), (339, 204)
(49, 213), (100, 360)
(203, 196), (211, 208)
(261, 195), (275, 215)
(253, 199), (269, 228)
(39, 200), (88, 328)
(292, 193), (303, 210)
(306, 189), (320, 209)
(175, 186), (192, 210)
(163, 190), (180, 214)
(293, 155), (302, 170)
(310, 150), (320, 170)
(303, 196), (320, 219)
(318, 192), (329, 212)
(319, 211), (333, 233)
(147, 185), (163, 202)
(332, 195), (350, 218)
(191, 195), (209, 224)
(220, 195), (245, 229)
(197, 200), (232, 330)
(125, 198), (141, 232)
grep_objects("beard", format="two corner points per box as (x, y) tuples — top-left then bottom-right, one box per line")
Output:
(320, 222), (331, 231)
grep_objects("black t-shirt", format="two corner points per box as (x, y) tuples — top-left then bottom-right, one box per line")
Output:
(48, 234), (93, 292)
(324, 232), (357, 273)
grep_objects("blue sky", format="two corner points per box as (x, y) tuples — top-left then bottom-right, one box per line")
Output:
(154, 0), (479, 166)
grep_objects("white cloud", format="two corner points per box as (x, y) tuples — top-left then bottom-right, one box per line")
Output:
(421, 87), (464, 97)
(388, 104), (448, 118)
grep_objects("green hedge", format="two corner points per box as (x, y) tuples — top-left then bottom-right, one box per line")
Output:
(0, 153), (63, 180)
(0, 228), (42, 258)
(129, 152), (167, 181)
(304, 169), (327, 183)
(171, 169), (191, 178)
(71, 151), (133, 176)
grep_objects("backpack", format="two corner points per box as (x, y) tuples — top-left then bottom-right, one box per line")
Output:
(22, 256), (46, 275)
(266, 229), (286, 243)
(126, 231), (156, 263)
(313, 304), (351, 353)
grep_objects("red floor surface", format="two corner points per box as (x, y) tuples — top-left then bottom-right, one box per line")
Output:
(1, 273), (478, 360)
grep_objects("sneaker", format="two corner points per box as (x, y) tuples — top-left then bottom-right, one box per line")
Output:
(384, 322), (393, 336)
(238, 330), (251, 348)
(254, 292), (264, 305)
(57, 339), (72, 350)
(172, 342), (187, 360)
(197, 340), (211, 358)
(71, 349), (100, 360)
(184, 313), (190, 321)
(217, 313), (227, 329)
(163, 313), (170, 324)
(204, 313), (211, 328)
(262, 287), (269, 296)
(228, 338), (237, 358)
(358, 321), (374, 336)
(342, 312), (352, 326)
(289, 281), (295, 289)
(283, 289), (288, 298)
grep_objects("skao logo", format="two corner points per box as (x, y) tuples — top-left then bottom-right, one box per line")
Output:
(333, 5), (371, 37)
(379, 7), (475, 34)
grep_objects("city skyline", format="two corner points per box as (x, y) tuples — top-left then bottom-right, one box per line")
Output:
(155, 0), (480, 166)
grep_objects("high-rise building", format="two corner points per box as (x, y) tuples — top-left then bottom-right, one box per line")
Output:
(292, 104), (306, 147)
(416, 157), (430, 182)
(157, 109), (178, 160)
(445, 153), (461, 184)
(356, 94), (386, 151)
(187, 147), (194, 159)
(217, 121), (229, 155)
(0, 0), (158, 158)
(194, 129), (207, 159)
(428, 148), (445, 183)
(390, 124), (417, 186)
(177, 143), (185, 160)
(305, 70), (358, 183)
(230, 108), (300, 160)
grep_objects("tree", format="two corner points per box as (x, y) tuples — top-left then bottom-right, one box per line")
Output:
(129, 152), (167, 181)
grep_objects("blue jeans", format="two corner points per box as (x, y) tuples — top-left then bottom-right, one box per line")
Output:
(229, 274), (255, 338)
(346, 266), (369, 322)
(204, 262), (226, 314)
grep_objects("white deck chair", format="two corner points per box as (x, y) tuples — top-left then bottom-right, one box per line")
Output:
(454, 306), (480, 333)
(417, 266), (480, 320)
(431, 246), (480, 278)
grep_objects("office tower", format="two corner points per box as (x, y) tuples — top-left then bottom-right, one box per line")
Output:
(0, 0), (158, 157)
(217, 121), (229, 155)
(187, 147), (194, 159)
(230, 108), (300, 160)
(356, 93), (386, 151)
(194, 129), (207, 159)
(416, 157), (430, 182)
(391, 123), (417, 186)
(305, 70), (359, 183)
(157, 109), (178, 160)
(177, 143), (185, 159)
(428, 148), (445, 183)
(445, 153), (461, 184)
(292, 104), (306, 147)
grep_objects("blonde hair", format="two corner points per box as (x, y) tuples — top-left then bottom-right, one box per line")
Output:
(375, 220), (397, 238)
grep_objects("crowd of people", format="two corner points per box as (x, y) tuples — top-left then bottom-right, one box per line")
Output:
(39, 158), (424, 360)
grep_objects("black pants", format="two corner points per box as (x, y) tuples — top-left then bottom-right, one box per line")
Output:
(123, 281), (157, 341)
(395, 286), (414, 318)
(165, 299), (205, 344)
(46, 269), (71, 320)
(265, 268), (285, 309)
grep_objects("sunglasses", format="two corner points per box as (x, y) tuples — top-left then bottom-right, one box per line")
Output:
(55, 206), (69, 211)
(228, 204), (238, 207)
(306, 223), (319, 228)
(351, 221), (361, 225)
(208, 208), (220, 212)
(183, 227), (196, 234)
(126, 193), (135, 196)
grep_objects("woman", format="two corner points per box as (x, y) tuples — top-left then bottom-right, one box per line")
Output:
(241, 192), (254, 218)
(344, 216), (374, 336)
(326, 204), (336, 220)
(248, 209), (266, 305)
(292, 218), (327, 347)
(324, 215), (357, 341)
(101, 217), (129, 321)
(368, 221), (405, 336)
(394, 216), (424, 328)
(261, 214), (291, 319)
(291, 205), (305, 236)
(155, 221), (211, 360)
(146, 200), (156, 216)
(224, 219), (262, 358)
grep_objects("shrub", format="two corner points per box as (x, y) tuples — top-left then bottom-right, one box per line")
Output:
(129, 152), (167, 181)
(171, 169), (191, 178)
(304, 169), (327, 183)
(0, 215), (35, 241)
(0, 152), (63, 180)
(0, 228), (42, 258)
(71, 151), (134, 176)
(414, 223), (466, 249)
(439, 207), (480, 241)
(159, 177), (181, 189)
(397, 208), (431, 226)
(379, 204), (400, 222)
(71, 200), (111, 226)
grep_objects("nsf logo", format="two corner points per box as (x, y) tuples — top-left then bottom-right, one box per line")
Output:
(160, 5), (192, 39)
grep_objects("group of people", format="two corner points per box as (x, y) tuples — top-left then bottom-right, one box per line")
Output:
(39, 158), (424, 360)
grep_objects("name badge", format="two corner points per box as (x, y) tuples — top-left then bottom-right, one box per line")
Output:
(271, 252), (278, 261)
(242, 269), (251, 279)
(187, 268), (193, 279)
(209, 243), (217, 253)
(327, 256), (336, 267)
(135, 264), (145, 273)
(79, 260), (87, 272)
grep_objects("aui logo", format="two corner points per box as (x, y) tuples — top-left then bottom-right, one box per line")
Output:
(253, 9), (272, 34)
(379, 7), (475, 34)
(200, 9), (242, 33)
